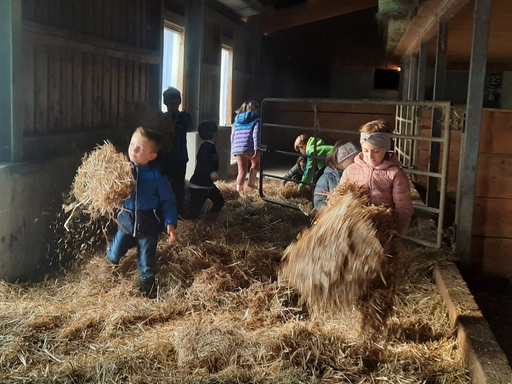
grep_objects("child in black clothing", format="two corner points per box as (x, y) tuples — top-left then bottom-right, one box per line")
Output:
(188, 121), (225, 222)
(282, 156), (306, 186)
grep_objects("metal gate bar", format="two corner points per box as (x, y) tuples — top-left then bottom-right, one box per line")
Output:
(259, 98), (451, 249)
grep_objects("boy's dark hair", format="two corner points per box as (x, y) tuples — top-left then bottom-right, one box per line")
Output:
(135, 126), (162, 152)
(162, 87), (181, 105)
(198, 121), (218, 140)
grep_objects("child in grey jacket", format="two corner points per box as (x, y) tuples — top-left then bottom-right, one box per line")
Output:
(314, 141), (359, 212)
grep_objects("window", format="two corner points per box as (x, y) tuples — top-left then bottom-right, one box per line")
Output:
(219, 46), (233, 126)
(161, 23), (185, 111)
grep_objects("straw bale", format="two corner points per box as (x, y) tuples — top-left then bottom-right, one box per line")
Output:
(70, 141), (135, 221)
(279, 182), (402, 328)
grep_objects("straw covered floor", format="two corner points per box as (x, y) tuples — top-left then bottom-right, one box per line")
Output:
(0, 179), (469, 383)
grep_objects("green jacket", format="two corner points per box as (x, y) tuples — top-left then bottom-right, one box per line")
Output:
(299, 137), (333, 190)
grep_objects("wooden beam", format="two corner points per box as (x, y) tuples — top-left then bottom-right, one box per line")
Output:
(427, 19), (448, 208)
(0, 0), (23, 162)
(23, 21), (160, 64)
(392, 0), (472, 60)
(260, 0), (378, 34)
(455, 0), (492, 265)
(185, 0), (205, 127)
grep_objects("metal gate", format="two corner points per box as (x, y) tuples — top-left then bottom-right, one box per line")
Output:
(258, 98), (452, 249)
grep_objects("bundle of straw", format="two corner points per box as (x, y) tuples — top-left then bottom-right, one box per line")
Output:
(279, 182), (401, 327)
(69, 141), (135, 222)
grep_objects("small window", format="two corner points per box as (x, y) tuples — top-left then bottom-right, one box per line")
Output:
(219, 47), (233, 126)
(161, 23), (185, 111)
(374, 69), (400, 90)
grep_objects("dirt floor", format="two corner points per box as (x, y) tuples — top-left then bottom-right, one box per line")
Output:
(0, 180), (472, 383)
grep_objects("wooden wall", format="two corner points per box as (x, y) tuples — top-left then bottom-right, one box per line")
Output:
(163, 0), (257, 124)
(199, 9), (255, 123)
(21, 0), (162, 159)
(417, 108), (512, 278)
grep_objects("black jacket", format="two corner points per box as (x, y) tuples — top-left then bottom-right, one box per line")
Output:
(282, 163), (304, 186)
(189, 141), (219, 188)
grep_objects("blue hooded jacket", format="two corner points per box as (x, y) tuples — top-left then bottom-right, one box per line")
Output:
(118, 163), (178, 236)
(231, 112), (259, 155)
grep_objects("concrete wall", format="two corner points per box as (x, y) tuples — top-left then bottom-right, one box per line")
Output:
(0, 155), (80, 282)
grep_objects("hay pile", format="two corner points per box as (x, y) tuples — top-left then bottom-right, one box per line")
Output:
(280, 183), (402, 329)
(0, 181), (470, 383)
(70, 141), (135, 221)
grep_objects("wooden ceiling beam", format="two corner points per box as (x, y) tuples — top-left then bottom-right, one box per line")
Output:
(259, 0), (378, 34)
(392, 0), (472, 60)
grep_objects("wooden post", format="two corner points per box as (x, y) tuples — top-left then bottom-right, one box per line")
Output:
(427, 19), (448, 207)
(407, 52), (418, 101)
(0, 0), (22, 162)
(185, 0), (205, 128)
(455, 0), (492, 264)
(416, 41), (428, 101)
(401, 57), (410, 100)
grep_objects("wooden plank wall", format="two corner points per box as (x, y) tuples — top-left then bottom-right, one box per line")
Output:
(471, 109), (512, 278)
(416, 108), (512, 278)
(198, 9), (255, 123)
(21, 0), (162, 159)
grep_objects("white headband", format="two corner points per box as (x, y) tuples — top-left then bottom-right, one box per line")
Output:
(337, 142), (359, 163)
(360, 132), (392, 150)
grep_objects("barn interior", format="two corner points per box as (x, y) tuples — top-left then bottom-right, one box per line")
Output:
(1, 0), (512, 382)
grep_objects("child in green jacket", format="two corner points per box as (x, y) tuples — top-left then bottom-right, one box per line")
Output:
(294, 134), (334, 191)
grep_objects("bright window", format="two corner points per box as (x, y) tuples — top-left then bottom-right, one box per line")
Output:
(219, 47), (233, 126)
(161, 24), (184, 112)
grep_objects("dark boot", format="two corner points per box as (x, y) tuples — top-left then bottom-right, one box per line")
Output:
(139, 276), (157, 299)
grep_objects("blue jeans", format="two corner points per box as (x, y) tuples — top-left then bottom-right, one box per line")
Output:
(107, 229), (158, 279)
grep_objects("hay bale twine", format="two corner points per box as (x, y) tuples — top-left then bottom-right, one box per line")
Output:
(279, 183), (401, 328)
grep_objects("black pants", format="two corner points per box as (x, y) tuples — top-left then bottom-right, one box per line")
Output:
(189, 186), (225, 220)
(167, 161), (187, 216)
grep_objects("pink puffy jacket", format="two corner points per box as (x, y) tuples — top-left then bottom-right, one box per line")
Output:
(339, 153), (413, 234)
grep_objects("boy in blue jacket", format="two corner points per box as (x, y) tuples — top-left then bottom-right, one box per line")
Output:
(107, 127), (177, 299)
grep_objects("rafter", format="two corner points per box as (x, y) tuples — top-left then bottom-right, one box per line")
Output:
(391, 0), (472, 60)
(259, 0), (378, 34)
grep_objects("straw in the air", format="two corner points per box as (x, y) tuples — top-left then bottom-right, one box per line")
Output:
(279, 182), (402, 329)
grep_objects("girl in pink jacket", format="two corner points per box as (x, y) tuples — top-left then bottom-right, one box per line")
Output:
(339, 120), (413, 235)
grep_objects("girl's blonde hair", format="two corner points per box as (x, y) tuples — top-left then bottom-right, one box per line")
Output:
(359, 119), (392, 134)
(236, 100), (260, 115)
